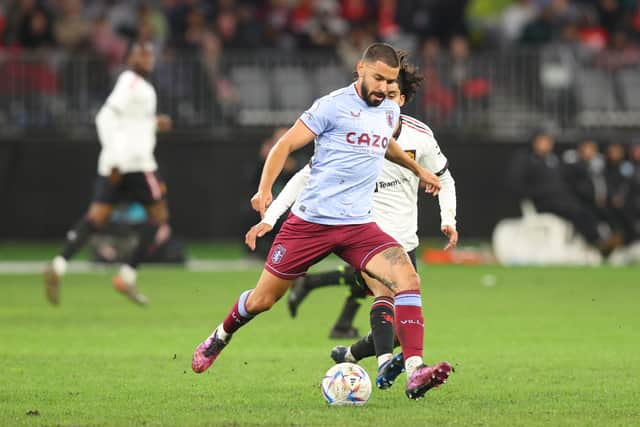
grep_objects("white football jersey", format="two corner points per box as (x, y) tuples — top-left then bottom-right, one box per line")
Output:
(95, 70), (158, 176)
(373, 114), (449, 250)
(263, 114), (457, 252)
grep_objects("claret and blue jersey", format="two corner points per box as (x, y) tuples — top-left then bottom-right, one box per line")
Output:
(292, 83), (400, 225)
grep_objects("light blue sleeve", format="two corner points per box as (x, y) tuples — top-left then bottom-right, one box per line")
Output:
(299, 97), (335, 136)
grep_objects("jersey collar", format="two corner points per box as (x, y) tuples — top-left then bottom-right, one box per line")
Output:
(351, 82), (373, 108)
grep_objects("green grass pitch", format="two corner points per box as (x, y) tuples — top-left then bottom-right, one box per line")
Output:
(1, 264), (639, 426)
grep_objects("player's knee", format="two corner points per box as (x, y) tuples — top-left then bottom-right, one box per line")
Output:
(372, 286), (394, 298)
(245, 292), (277, 314)
(86, 213), (107, 229)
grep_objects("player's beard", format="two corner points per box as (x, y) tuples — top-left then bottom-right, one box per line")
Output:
(361, 79), (386, 107)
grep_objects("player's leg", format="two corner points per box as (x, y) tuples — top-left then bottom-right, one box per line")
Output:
(193, 213), (335, 373)
(372, 249), (418, 388)
(327, 277), (367, 339)
(288, 264), (359, 318)
(364, 247), (451, 399)
(192, 269), (292, 373)
(344, 250), (416, 362)
(112, 172), (168, 304)
(331, 272), (402, 389)
(344, 273), (394, 361)
(44, 176), (116, 304)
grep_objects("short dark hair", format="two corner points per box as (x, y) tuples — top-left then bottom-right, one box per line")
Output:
(396, 50), (424, 103)
(361, 42), (400, 68)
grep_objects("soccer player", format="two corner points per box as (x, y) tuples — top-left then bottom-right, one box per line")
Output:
(43, 42), (172, 306)
(256, 52), (458, 389)
(192, 43), (452, 400)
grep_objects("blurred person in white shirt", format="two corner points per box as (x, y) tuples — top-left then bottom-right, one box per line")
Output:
(44, 42), (172, 306)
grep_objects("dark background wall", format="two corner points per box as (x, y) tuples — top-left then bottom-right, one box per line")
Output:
(0, 132), (530, 240)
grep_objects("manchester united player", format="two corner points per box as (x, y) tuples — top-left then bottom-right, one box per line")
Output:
(44, 42), (172, 306)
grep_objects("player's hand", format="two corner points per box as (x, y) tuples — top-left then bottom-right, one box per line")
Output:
(108, 167), (122, 185)
(419, 168), (441, 196)
(441, 225), (458, 251)
(245, 222), (273, 251)
(250, 190), (273, 219)
(156, 114), (172, 132)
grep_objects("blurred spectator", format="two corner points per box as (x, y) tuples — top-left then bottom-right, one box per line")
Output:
(54, 0), (90, 51)
(627, 142), (640, 240)
(429, 0), (470, 44)
(200, 29), (233, 114)
(575, 5), (607, 52)
(500, 0), (538, 46)
(164, 0), (191, 45)
(595, 30), (640, 71)
(420, 37), (455, 125)
(507, 131), (610, 250)
(377, 0), (399, 39)
(596, 0), (625, 35)
(106, 0), (138, 40)
(300, 0), (348, 50)
(337, 22), (374, 71)
(137, 3), (169, 50)
(0, 5), (5, 48)
(604, 142), (635, 241)
(261, 0), (296, 49)
(181, 7), (206, 51)
(10, 0), (56, 49)
(520, 5), (555, 45)
(340, 0), (373, 23)
(231, 2), (263, 49)
(445, 35), (491, 114)
(562, 140), (610, 228)
(91, 15), (127, 73)
(214, 9), (240, 48)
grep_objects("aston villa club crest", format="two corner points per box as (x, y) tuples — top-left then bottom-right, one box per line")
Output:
(386, 111), (393, 128)
(271, 244), (287, 264)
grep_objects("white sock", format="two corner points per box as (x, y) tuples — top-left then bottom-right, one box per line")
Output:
(405, 356), (424, 377)
(216, 324), (231, 342)
(377, 353), (392, 368)
(119, 264), (137, 285)
(344, 347), (357, 363)
(52, 256), (67, 276)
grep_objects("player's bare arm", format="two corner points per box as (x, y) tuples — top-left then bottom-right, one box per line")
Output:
(245, 222), (273, 251)
(156, 114), (172, 132)
(441, 225), (458, 250)
(386, 138), (441, 195)
(251, 120), (315, 217)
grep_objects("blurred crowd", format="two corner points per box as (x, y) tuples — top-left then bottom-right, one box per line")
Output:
(2, 0), (640, 130)
(508, 131), (640, 255)
(3, 1), (640, 67)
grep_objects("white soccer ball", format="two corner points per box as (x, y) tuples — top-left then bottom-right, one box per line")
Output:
(321, 362), (372, 406)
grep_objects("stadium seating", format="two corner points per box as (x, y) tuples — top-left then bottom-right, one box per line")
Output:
(617, 68), (640, 111)
(574, 68), (618, 112)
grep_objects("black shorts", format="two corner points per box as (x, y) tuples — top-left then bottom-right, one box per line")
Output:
(93, 171), (167, 205)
